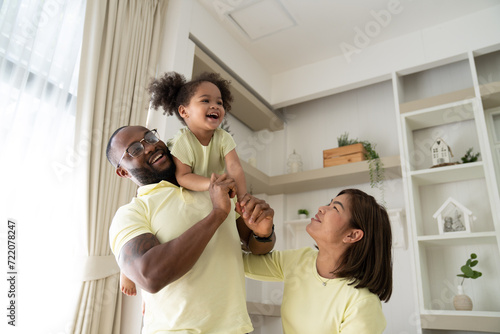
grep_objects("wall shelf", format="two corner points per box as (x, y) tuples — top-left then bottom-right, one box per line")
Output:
(398, 81), (500, 114)
(480, 81), (500, 109)
(242, 155), (401, 195)
(417, 232), (498, 246)
(400, 87), (476, 114)
(420, 310), (500, 332)
(410, 162), (484, 185)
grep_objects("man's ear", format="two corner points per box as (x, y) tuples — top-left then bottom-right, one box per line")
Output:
(178, 105), (189, 119)
(115, 167), (131, 179)
(343, 229), (364, 244)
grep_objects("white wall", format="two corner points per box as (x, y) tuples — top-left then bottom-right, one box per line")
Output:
(271, 4), (500, 108)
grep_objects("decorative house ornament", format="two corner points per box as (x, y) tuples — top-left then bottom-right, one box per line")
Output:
(287, 149), (303, 173)
(433, 197), (476, 234)
(431, 137), (454, 166)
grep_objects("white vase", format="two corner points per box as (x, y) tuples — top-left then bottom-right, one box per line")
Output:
(298, 214), (307, 220)
(453, 285), (473, 311)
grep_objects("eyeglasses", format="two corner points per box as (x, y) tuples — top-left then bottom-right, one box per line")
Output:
(116, 129), (160, 168)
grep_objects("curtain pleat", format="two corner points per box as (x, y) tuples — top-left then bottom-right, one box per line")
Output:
(72, 0), (168, 332)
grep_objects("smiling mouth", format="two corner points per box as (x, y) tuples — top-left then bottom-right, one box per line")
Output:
(150, 151), (164, 165)
(206, 112), (220, 119)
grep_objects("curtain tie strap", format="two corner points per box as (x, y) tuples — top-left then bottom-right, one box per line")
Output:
(81, 255), (120, 281)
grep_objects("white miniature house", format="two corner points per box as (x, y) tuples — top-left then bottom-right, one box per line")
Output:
(433, 197), (476, 234)
(431, 137), (453, 166)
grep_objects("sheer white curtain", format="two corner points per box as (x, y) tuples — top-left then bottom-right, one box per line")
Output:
(0, 0), (86, 333)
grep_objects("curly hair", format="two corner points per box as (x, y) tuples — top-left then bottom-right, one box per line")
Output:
(148, 71), (233, 124)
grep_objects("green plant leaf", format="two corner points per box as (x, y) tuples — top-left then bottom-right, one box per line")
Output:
(470, 260), (478, 267)
(472, 271), (482, 279)
(461, 265), (474, 277)
(471, 253), (477, 259)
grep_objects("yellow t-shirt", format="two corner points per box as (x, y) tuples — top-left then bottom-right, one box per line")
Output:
(109, 181), (253, 334)
(167, 128), (236, 177)
(243, 247), (386, 334)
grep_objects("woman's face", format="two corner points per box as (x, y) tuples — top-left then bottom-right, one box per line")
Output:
(306, 194), (353, 246)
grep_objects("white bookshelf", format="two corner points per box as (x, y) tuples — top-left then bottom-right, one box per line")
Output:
(393, 49), (500, 333)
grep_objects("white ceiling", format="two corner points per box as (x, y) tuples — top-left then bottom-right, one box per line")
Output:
(197, 0), (500, 74)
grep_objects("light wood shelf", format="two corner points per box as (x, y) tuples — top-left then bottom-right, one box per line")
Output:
(242, 155), (402, 195)
(481, 81), (500, 109)
(399, 81), (500, 114)
(400, 87), (475, 114)
(420, 311), (500, 332)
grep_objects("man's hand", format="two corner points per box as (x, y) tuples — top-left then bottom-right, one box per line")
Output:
(236, 193), (274, 237)
(209, 173), (236, 218)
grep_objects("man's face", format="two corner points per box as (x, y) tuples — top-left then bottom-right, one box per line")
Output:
(113, 126), (176, 186)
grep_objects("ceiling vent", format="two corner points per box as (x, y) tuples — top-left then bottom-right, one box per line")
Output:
(226, 0), (296, 41)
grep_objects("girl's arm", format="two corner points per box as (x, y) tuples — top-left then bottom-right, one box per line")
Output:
(173, 156), (210, 191)
(225, 149), (247, 200)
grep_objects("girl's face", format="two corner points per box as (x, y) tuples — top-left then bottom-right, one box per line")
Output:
(179, 81), (225, 132)
(306, 194), (354, 246)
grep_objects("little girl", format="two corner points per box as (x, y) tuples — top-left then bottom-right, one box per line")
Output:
(119, 71), (247, 296)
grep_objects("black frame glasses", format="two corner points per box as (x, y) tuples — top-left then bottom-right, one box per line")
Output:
(116, 129), (160, 168)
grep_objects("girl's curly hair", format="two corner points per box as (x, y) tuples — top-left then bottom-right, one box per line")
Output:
(148, 71), (233, 124)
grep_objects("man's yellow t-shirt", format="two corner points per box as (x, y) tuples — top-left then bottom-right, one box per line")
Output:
(109, 181), (252, 334)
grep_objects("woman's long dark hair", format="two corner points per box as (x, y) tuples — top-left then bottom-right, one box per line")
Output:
(148, 71), (233, 125)
(333, 189), (393, 302)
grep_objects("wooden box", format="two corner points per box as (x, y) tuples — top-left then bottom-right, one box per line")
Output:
(323, 143), (367, 167)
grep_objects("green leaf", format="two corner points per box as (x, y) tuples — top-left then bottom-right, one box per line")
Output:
(471, 253), (477, 259)
(461, 265), (474, 277)
(470, 260), (478, 267)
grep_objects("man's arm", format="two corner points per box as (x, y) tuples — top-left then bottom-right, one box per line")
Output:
(118, 174), (235, 293)
(236, 194), (275, 255)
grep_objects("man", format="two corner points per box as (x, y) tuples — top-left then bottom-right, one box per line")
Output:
(107, 125), (275, 333)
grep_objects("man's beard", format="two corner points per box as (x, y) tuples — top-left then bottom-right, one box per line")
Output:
(129, 164), (176, 185)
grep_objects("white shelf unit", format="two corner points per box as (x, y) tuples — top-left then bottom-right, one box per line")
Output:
(241, 155), (401, 196)
(393, 50), (500, 333)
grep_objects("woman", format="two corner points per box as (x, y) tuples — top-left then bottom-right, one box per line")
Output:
(243, 189), (392, 333)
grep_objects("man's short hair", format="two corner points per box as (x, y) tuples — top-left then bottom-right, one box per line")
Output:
(106, 126), (128, 167)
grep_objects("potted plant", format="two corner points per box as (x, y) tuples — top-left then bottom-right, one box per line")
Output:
(454, 253), (482, 310)
(298, 209), (309, 219)
(461, 147), (480, 163)
(337, 133), (385, 198)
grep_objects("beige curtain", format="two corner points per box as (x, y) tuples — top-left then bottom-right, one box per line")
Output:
(72, 0), (168, 333)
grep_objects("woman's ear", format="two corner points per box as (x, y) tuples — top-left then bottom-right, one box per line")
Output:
(116, 167), (131, 179)
(343, 229), (364, 244)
